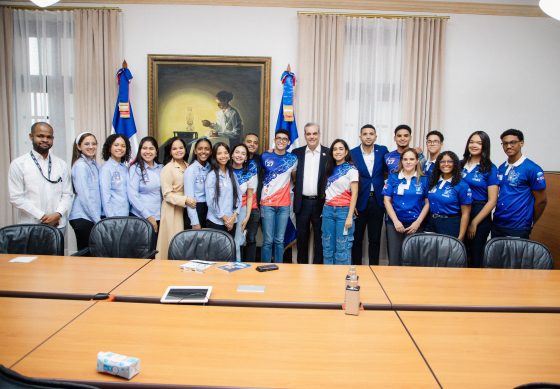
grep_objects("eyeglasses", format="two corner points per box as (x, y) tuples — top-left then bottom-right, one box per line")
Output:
(501, 140), (520, 147)
(439, 160), (454, 165)
(275, 137), (290, 143)
(426, 140), (441, 145)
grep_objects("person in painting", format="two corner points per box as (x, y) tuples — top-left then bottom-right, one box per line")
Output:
(202, 90), (243, 146)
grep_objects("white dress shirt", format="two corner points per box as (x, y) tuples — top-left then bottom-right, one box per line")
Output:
(361, 145), (375, 191)
(302, 146), (321, 196)
(8, 150), (73, 228)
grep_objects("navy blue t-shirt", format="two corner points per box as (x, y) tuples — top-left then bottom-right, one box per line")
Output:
(428, 179), (472, 215)
(461, 163), (499, 202)
(382, 173), (429, 223)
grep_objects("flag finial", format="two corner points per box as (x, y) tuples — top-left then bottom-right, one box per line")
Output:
(286, 64), (291, 72)
(122, 60), (128, 69)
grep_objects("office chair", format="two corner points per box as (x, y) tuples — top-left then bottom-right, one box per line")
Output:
(0, 224), (64, 256)
(483, 237), (553, 269)
(73, 216), (157, 259)
(401, 232), (467, 267)
(168, 228), (236, 261)
(0, 365), (99, 388)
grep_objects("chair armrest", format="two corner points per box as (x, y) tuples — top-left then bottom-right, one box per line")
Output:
(71, 248), (91, 257)
(142, 249), (158, 259)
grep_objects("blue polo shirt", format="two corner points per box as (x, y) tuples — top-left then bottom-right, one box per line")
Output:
(384, 150), (401, 174)
(99, 158), (129, 217)
(423, 159), (436, 180)
(382, 173), (429, 223)
(428, 178), (472, 215)
(461, 163), (499, 202)
(493, 156), (546, 230)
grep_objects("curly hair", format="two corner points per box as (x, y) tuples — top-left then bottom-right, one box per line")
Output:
(102, 134), (130, 162)
(429, 151), (462, 190)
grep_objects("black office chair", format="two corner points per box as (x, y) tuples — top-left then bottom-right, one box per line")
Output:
(483, 237), (553, 269)
(72, 217), (157, 259)
(514, 383), (560, 389)
(168, 228), (236, 261)
(0, 365), (99, 388)
(0, 224), (64, 256)
(401, 233), (467, 267)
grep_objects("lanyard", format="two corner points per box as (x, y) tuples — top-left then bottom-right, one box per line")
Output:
(29, 151), (62, 184)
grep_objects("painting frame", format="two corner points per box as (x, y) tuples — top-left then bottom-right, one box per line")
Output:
(148, 54), (271, 155)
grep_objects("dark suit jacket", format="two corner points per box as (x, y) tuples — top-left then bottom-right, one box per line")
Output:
(350, 144), (389, 211)
(292, 145), (329, 214)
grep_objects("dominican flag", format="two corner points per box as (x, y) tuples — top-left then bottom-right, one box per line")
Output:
(275, 69), (298, 249)
(112, 64), (138, 159)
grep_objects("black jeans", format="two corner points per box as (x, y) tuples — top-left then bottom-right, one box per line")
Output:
(465, 201), (492, 268)
(491, 224), (531, 239)
(295, 197), (324, 264)
(351, 195), (385, 265)
(69, 218), (94, 251)
(207, 219), (236, 238)
(244, 208), (260, 262)
(184, 202), (208, 230)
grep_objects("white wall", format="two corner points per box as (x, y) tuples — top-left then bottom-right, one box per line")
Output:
(443, 14), (560, 171)
(119, 3), (560, 170)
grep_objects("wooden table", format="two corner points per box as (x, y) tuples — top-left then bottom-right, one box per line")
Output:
(13, 302), (439, 388)
(0, 297), (93, 367)
(373, 266), (560, 312)
(0, 254), (151, 299)
(112, 261), (391, 309)
(399, 310), (560, 388)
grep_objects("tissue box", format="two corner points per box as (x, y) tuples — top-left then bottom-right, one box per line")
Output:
(96, 351), (140, 380)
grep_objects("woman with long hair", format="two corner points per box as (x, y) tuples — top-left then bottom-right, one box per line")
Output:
(321, 139), (359, 265)
(156, 137), (196, 259)
(128, 136), (162, 234)
(205, 142), (241, 237)
(427, 151), (472, 240)
(69, 132), (101, 250)
(382, 148), (430, 265)
(461, 131), (498, 267)
(184, 138), (212, 230)
(99, 134), (131, 217)
(231, 143), (257, 261)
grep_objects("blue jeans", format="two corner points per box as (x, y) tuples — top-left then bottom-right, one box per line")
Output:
(322, 205), (354, 265)
(261, 205), (290, 263)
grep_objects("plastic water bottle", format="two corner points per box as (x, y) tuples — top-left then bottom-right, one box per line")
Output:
(345, 272), (361, 316)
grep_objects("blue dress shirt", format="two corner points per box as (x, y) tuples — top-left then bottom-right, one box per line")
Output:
(128, 162), (162, 220)
(99, 158), (129, 217)
(184, 160), (211, 225)
(205, 169), (241, 225)
(69, 155), (102, 223)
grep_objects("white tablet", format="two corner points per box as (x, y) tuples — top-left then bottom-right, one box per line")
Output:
(160, 286), (212, 304)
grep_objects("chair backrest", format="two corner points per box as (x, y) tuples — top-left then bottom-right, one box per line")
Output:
(0, 365), (99, 388)
(88, 217), (156, 258)
(483, 237), (553, 269)
(402, 233), (467, 267)
(0, 224), (64, 256)
(168, 228), (236, 261)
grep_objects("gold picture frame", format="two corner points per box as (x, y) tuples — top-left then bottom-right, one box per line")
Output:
(148, 54), (271, 154)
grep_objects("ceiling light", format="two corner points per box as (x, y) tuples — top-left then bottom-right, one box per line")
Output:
(30, 0), (60, 8)
(540, 0), (560, 21)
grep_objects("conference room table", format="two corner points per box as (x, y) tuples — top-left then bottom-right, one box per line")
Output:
(398, 310), (560, 388)
(0, 297), (94, 367)
(11, 300), (439, 388)
(0, 254), (151, 299)
(372, 265), (560, 313)
(112, 260), (391, 309)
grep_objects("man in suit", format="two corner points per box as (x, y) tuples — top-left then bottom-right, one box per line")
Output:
(292, 122), (329, 264)
(350, 124), (389, 265)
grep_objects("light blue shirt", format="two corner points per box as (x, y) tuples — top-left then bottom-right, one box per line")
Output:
(205, 169), (241, 225)
(128, 162), (162, 220)
(69, 155), (102, 223)
(184, 160), (211, 225)
(99, 158), (129, 217)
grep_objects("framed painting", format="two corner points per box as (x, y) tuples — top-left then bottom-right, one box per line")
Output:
(148, 55), (271, 157)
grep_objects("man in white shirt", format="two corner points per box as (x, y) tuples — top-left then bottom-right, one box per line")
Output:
(9, 122), (73, 229)
(292, 123), (329, 264)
